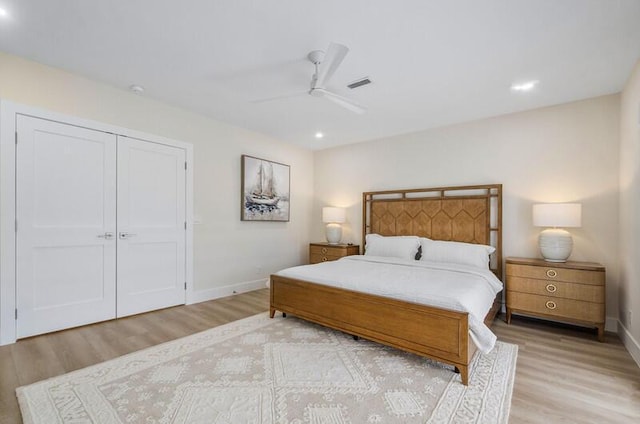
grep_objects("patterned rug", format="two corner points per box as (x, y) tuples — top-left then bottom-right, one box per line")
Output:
(17, 313), (517, 423)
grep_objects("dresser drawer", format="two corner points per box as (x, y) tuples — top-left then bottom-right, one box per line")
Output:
(506, 263), (604, 286)
(507, 276), (604, 303)
(310, 245), (351, 257)
(310, 253), (344, 264)
(507, 291), (604, 323)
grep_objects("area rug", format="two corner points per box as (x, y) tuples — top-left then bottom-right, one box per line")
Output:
(17, 313), (517, 423)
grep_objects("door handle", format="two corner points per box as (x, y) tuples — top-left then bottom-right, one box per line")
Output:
(119, 232), (137, 239)
(97, 232), (114, 239)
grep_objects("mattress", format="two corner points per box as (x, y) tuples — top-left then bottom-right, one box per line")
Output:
(275, 255), (503, 353)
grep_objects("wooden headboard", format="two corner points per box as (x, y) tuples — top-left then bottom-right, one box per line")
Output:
(362, 184), (503, 280)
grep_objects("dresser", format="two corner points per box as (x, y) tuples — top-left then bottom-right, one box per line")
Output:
(309, 243), (359, 264)
(505, 257), (606, 341)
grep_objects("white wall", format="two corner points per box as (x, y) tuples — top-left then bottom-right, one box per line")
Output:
(619, 59), (640, 363)
(0, 52), (314, 297)
(314, 95), (621, 322)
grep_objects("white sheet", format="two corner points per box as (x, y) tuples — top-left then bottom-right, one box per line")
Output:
(275, 255), (503, 353)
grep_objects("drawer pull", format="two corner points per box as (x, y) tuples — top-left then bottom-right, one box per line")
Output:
(546, 269), (558, 278)
(321, 256), (328, 262)
(545, 300), (557, 310)
(321, 247), (328, 254)
(545, 284), (557, 293)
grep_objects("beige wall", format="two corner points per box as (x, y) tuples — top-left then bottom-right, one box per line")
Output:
(0, 52), (314, 294)
(619, 59), (640, 350)
(1, 50), (631, 343)
(314, 95), (621, 321)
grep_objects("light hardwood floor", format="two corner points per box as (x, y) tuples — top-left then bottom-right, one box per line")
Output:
(1, 289), (639, 423)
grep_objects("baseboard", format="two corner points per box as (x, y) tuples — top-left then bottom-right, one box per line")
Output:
(618, 321), (640, 368)
(605, 316), (618, 333)
(188, 278), (268, 304)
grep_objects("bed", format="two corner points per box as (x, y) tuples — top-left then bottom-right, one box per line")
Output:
(269, 184), (503, 385)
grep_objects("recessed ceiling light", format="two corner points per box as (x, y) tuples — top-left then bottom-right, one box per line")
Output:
(315, 132), (324, 139)
(510, 80), (539, 92)
(129, 84), (145, 94)
(0, 8), (8, 18)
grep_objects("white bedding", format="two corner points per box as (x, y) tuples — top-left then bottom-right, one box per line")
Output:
(275, 255), (503, 353)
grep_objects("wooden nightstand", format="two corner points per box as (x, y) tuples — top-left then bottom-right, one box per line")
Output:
(505, 257), (606, 341)
(309, 243), (359, 264)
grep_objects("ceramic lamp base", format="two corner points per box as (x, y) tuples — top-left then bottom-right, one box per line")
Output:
(325, 223), (342, 244)
(538, 228), (573, 262)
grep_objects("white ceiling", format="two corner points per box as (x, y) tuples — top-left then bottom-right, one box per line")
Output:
(1, 1), (639, 150)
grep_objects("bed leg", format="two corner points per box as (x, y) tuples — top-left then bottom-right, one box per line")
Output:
(457, 366), (469, 386)
(282, 312), (287, 318)
(269, 308), (276, 318)
(353, 335), (360, 341)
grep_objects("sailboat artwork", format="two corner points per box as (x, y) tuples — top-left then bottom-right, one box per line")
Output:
(241, 155), (290, 221)
(249, 161), (279, 206)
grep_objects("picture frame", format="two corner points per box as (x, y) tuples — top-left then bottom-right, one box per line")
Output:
(241, 155), (290, 222)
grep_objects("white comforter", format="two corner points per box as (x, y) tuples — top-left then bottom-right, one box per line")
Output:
(275, 255), (503, 353)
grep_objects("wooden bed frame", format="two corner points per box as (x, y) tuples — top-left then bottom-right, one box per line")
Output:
(270, 184), (503, 385)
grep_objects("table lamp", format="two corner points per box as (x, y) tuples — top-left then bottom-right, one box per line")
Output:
(533, 203), (582, 262)
(322, 207), (346, 244)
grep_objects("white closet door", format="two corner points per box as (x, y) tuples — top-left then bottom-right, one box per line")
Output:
(116, 136), (186, 317)
(16, 116), (117, 338)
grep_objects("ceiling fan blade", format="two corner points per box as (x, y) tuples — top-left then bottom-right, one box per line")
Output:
(314, 88), (366, 114)
(251, 91), (307, 104)
(314, 43), (349, 88)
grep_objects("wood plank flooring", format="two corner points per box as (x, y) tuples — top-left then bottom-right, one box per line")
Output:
(496, 314), (640, 423)
(1, 288), (638, 423)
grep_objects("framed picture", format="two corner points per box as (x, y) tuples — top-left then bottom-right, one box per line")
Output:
(241, 155), (290, 221)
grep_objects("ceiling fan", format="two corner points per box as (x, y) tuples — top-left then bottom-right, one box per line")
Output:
(253, 42), (367, 114)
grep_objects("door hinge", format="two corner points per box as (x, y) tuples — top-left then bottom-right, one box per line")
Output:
(15, 309), (18, 320)
(184, 221), (187, 230)
(184, 161), (187, 170)
(15, 131), (18, 144)
(184, 282), (187, 290)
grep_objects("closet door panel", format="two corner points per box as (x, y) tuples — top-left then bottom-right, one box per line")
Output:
(16, 116), (117, 338)
(117, 136), (186, 317)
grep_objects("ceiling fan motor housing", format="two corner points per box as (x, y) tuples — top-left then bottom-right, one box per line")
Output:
(307, 50), (324, 65)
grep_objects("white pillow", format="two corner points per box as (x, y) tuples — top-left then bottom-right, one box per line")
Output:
(364, 234), (420, 260)
(420, 238), (495, 269)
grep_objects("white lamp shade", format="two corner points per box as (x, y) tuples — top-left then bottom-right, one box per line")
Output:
(533, 203), (581, 228)
(322, 207), (346, 223)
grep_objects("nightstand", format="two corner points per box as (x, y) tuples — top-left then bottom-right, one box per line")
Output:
(309, 243), (359, 264)
(505, 257), (606, 341)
